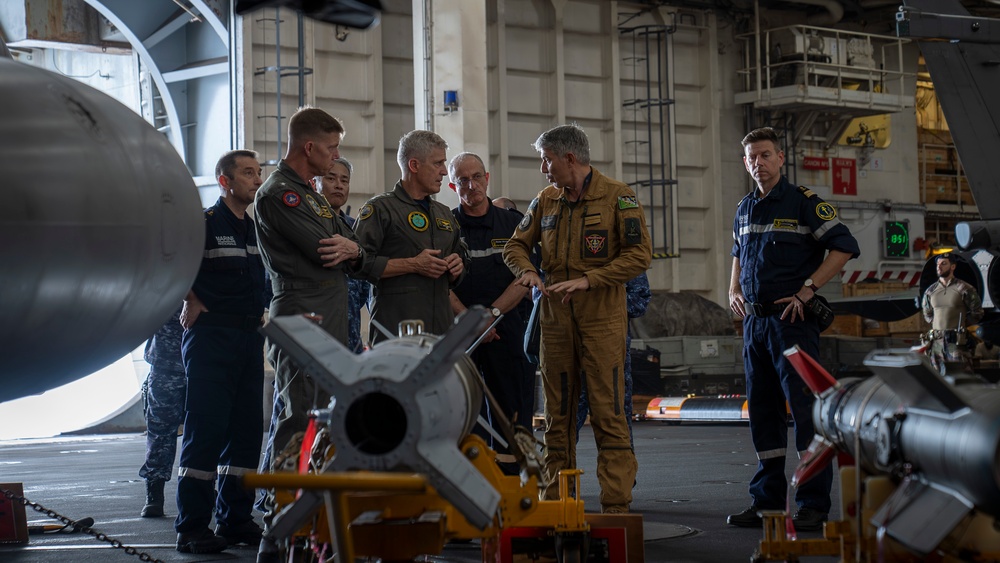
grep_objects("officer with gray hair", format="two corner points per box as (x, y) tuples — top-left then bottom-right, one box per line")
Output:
(353, 130), (469, 344)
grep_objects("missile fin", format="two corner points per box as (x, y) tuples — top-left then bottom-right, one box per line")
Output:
(864, 350), (970, 413)
(260, 315), (361, 396)
(783, 345), (838, 394)
(871, 476), (973, 557)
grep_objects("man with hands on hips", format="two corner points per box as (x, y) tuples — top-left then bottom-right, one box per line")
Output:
(727, 127), (859, 532)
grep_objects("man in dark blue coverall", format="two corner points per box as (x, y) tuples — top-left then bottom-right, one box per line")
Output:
(727, 127), (859, 531)
(139, 305), (185, 518)
(174, 149), (269, 554)
(449, 152), (536, 474)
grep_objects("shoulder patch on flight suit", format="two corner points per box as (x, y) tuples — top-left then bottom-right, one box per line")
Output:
(624, 217), (642, 245)
(304, 194), (333, 218)
(519, 211), (533, 231)
(436, 218), (453, 232)
(491, 238), (509, 248)
(797, 185), (817, 199)
(358, 204), (374, 220)
(408, 211), (429, 232)
(584, 230), (608, 257)
(816, 202), (837, 221)
(618, 195), (639, 210)
(282, 191), (300, 207)
(541, 215), (557, 231)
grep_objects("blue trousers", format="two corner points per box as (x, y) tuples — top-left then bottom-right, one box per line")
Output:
(175, 325), (264, 533)
(471, 333), (537, 466)
(139, 366), (186, 482)
(743, 314), (832, 513)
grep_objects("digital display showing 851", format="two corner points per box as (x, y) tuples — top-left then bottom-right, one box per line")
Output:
(884, 221), (909, 258)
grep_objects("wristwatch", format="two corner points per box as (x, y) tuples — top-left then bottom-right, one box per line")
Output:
(489, 307), (501, 318)
(804, 278), (820, 292)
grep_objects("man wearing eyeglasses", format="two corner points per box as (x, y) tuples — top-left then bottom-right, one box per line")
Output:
(449, 152), (536, 474)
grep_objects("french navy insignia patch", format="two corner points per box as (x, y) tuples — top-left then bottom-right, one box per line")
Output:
(436, 218), (453, 232)
(816, 202), (837, 221)
(358, 204), (374, 220)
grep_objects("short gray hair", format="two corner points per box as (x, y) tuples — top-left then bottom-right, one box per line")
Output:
(533, 124), (590, 165)
(397, 130), (448, 171)
(448, 152), (486, 182)
(332, 157), (353, 176)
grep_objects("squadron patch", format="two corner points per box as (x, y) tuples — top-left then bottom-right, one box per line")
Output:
(624, 217), (642, 245)
(519, 211), (533, 231)
(282, 191), (301, 208)
(408, 211), (429, 232)
(305, 194), (333, 218)
(773, 218), (798, 230)
(584, 230), (608, 257)
(358, 204), (374, 221)
(541, 215), (557, 231)
(816, 202), (837, 221)
(491, 238), (509, 248)
(436, 218), (453, 232)
(618, 195), (639, 210)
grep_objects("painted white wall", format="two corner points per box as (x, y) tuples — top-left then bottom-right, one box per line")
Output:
(241, 1), (926, 309)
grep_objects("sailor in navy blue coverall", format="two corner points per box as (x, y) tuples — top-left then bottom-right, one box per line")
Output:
(727, 128), (859, 531)
(174, 150), (269, 554)
(449, 152), (536, 473)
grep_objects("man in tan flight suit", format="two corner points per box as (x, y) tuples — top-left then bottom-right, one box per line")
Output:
(503, 124), (651, 513)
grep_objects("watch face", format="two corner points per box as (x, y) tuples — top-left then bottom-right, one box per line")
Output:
(805, 278), (814, 287)
(491, 307), (501, 317)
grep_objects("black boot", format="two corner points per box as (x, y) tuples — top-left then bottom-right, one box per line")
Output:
(141, 480), (165, 518)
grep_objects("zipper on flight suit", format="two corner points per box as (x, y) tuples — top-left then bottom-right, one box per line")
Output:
(561, 199), (573, 284)
(428, 204), (440, 328)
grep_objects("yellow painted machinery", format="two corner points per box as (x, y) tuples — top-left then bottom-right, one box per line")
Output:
(246, 310), (640, 562)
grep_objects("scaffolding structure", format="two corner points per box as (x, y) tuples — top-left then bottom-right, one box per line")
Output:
(253, 9), (313, 167)
(619, 18), (678, 259)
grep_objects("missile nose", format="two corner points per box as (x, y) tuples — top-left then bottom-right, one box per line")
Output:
(783, 345), (839, 395)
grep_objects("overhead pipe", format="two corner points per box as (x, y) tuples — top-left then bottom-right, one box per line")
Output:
(788, 0), (845, 26)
